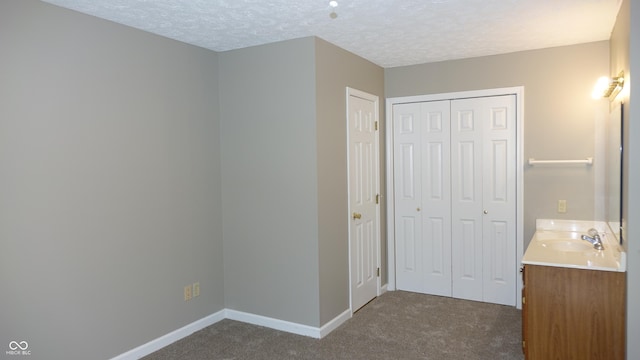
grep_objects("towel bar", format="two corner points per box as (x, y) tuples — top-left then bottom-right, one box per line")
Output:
(528, 157), (593, 165)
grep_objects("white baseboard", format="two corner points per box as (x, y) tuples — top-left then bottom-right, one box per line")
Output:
(111, 310), (226, 360)
(318, 309), (351, 338)
(225, 309), (321, 338)
(380, 283), (388, 294)
(111, 307), (351, 359)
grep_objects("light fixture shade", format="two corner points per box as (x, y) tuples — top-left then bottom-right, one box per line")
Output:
(592, 71), (625, 100)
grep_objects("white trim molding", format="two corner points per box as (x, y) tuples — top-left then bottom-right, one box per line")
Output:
(226, 308), (351, 339)
(318, 309), (352, 338)
(111, 307), (352, 359)
(110, 310), (225, 360)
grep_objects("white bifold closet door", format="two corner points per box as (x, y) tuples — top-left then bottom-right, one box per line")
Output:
(393, 100), (452, 297)
(393, 95), (516, 306)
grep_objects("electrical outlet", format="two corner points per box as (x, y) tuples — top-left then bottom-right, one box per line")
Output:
(184, 285), (192, 301)
(193, 282), (200, 298)
(558, 200), (567, 213)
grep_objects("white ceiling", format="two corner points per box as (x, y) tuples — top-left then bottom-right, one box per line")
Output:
(41, 0), (622, 68)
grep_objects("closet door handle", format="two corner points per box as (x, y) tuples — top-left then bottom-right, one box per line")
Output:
(352, 212), (362, 220)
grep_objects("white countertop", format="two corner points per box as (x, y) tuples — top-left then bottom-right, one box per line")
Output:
(522, 219), (626, 272)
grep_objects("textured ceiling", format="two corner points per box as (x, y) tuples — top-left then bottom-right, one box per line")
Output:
(41, 0), (622, 68)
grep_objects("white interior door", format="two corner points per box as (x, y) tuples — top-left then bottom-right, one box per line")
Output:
(392, 94), (516, 307)
(348, 88), (379, 312)
(450, 95), (516, 306)
(393, 101), (452, 296)
(393, 103), (423, 293)
(480, 95), (516, 306)
(420, 101), (452, 296)
(450, 98), (486, 302)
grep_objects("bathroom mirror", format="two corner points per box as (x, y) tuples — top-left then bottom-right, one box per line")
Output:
(606, 103), (623, 243)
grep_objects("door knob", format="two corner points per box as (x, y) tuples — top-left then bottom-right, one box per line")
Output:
(417, 207), (421, 212)
(352, 212), (362, 220)
(483, 210), (488, 214)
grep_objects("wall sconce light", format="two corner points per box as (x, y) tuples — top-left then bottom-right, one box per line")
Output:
(592, 71), (625, 100)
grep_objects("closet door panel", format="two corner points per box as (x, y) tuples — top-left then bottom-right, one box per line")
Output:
(393, 103), (423, 292)
(420, 101), (452, 296)
(451, 100), (483, 302)
(482, 95), (517, 306)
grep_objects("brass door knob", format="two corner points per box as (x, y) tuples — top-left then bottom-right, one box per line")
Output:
(352, 212), (362, 220)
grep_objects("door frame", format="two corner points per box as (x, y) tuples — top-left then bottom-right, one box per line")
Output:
(385, 87), (525, 309)
(347, 87), (382, 314)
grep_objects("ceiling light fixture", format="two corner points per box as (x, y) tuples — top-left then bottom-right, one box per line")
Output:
(329, 1), (338, 19)
(592, 71), (625, 100)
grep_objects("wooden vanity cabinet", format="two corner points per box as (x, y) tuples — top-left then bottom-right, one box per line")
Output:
(522, 264), (626, 360)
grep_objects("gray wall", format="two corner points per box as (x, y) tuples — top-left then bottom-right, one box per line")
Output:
(611, 0), (640, 358)
(219, 38), (321, 326)
(4, 0), (633, 358)
(0, 1), (224, 359)
(219, 37), (385, 328)
(314, 38), (385, 325)
(385, 42), (610, 246)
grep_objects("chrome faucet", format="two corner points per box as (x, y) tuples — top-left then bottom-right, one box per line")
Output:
(581, 228), (604, 250)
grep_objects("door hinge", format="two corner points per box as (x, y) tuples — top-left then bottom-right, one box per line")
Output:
(375, 121), (378, 131)
(377, 267), (380, 277)
(376, 194), (380, 204)
(522, 296), (526, 305)
(522, 340), (525, 349)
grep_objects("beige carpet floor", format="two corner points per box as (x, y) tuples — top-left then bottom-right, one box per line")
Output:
(143, 290), (524, 360)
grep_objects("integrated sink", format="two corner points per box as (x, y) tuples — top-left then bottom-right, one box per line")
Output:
(540, 240), (593, 252)
(535, 230), (596, 252)
(522, 219), (626, 272)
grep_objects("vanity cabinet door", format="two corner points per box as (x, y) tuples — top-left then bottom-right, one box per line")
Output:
(524, 265), (625, 360)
